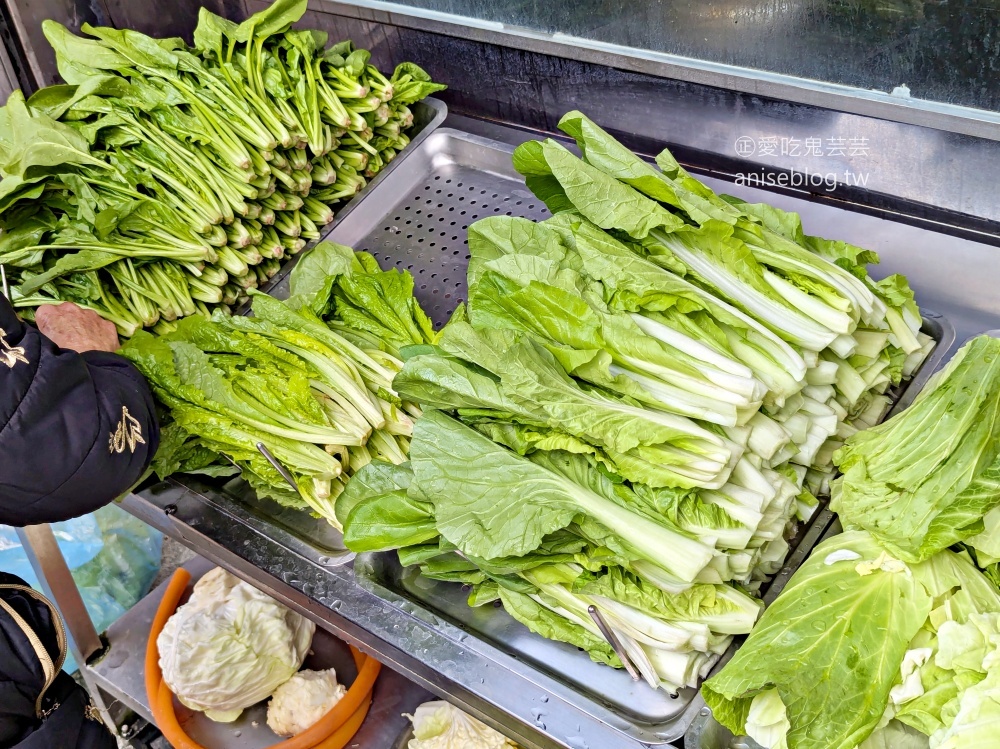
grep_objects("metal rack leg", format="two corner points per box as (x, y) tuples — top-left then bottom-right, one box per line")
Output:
(15, 524), (121, 735)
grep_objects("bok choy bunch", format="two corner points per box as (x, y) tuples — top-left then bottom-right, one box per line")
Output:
(504, 112), (933, 497)
(336, 112), (932, 692)
(0, 0), (443, 336)
(336, 411), (764, 692)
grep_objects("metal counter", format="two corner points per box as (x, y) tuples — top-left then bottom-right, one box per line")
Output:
(119, 114), (1000, 749)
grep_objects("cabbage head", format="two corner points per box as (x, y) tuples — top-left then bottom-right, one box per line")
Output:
(158, 567), (315, 722)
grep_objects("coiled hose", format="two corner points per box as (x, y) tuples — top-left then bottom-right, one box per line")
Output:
(144, 569), (382, 749)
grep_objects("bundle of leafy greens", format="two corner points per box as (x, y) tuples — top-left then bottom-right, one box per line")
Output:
(509, 111), (933, 497)
(702, 531), (1000, 749)
(128, 242), (431, 524)
(367, 113), (931, 602)
(286, 240), (437, 357)
(392, 318), (804, 585)
(326, 112), (938, 694)
(832, 334), (1000, 563)
(0, 0), (443, 336)
(336, 411), (764, 692)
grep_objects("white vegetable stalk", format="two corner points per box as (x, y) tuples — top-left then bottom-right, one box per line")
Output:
(805, 359), (839, 385)
(609, 364), (745, 426)
(567, 483), (717, 582)
(725, 331), (804, 402)
(829, 333), (858, 359)
(903, 333), (935, 377)
(701, 491), (766, 529)
(886, 307), (923, 354)
(854, 329), (890, 359)
(618, 352), (765, 407)
(611, 440), (741, 490)
(762, 270), (854, 336)
(653, 230), (839, 352)
(744, 230), (881, 322)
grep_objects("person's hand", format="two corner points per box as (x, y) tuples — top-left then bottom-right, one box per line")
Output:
(35, 303), (120, 353)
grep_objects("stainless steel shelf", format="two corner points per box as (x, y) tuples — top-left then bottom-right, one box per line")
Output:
(119, 115), (1000, 749)
(86, 556), (433, 748)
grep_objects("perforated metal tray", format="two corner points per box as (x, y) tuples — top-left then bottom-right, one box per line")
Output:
(131, 122), (964, 748)
(266, 128), (552, 319)
(263, 128), (954, 744)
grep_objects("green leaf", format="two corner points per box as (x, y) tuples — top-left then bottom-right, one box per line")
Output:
(929, 670), (1000, 748)
(42, 21), (132, 73)
(150, 423), (223, 480)
(334, 262), (436, 353)
(235, 0), (308, 42)
(467, 215), (569, 288)
(0, 90), (105, 178)
(574, 566), (761, 634)
(409, 410), (716, 582)
(18, 250), (120, 294)
(558, 110), (687, 212)
(336, 461), (440, 551)
(497, 587), (621, 668)
(720, 197), (807, 244)
(27, 75), (131, 120)
(702, 532), (933, 749)
(193, 8), (238, 54)
(287, 240), (354, 309)
(411, 411), (580, 559)
(512, 138), (685, 237)
(336, 460), (412, 528)
(344, 492), (437, 552)
(80, 24), (180, 72)
(395, 346), (511, 409)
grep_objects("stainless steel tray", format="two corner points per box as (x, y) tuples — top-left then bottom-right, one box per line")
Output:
(263, 127), (953, 742)
(133, 124), (959, 749)
(265, 127), (552, 321)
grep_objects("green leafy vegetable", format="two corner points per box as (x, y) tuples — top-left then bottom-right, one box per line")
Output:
(0, 0), (444, 335)
(833, 335), (1000, 562)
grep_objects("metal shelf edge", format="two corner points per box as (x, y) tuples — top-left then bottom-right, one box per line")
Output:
(85, 554), (432, 748)
(119, 489), (650, 749)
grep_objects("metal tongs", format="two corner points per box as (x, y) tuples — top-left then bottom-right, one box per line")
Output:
(587, 604), (642, 682)
(256, 442), (302, 496)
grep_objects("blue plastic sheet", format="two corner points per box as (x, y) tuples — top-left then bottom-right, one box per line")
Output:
(0, 504), (163, 672)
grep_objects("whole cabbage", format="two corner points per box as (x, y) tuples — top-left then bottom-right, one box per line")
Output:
(158, 567), (315, 722)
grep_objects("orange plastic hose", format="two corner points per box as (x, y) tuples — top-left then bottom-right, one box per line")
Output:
(157, 679), (209, 749)
(312, 696), (372, 749)
(144, 569), (380, 749)
(278, 648), (381, 749)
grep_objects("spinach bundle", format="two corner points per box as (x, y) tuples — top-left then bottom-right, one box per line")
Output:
(0, 0), (443, 335)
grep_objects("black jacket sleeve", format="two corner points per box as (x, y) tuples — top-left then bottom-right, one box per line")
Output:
(0, 299), (159, 526)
